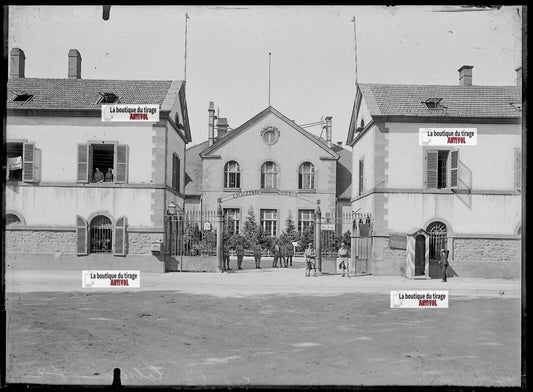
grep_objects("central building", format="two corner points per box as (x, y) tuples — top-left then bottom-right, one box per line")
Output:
(185, 104), (348, 238)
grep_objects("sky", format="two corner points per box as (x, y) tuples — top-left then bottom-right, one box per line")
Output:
(8, 5), (523, 146)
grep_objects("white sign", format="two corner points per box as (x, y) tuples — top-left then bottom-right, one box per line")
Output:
(82, 270), (140, 288)
(419, 128), (477, 146)
(203, 222), (212, 231)
(322, 223), (335, 231)
(101, 104), (159, 122)
(390, 290), (448, 308)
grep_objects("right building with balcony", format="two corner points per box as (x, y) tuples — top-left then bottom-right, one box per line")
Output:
(345, 65), (523, 278)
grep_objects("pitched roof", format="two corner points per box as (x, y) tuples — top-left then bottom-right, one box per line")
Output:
(6, 77), (183, 112)
(359, 83), (521, 118)
(184, 140), (209, 196)
(331, 144), (352, 200)
(200, 106), (339, 159)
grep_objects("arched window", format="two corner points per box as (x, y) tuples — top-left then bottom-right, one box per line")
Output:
(261, 161), (278, 189)
(90, 215), (113, 253)
(6, 213), (21, 226)
(298, 162), (315, 190)
(224, 161), (241, 189)
(426, 221), (448, 260)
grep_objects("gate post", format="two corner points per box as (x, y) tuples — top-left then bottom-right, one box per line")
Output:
(315, 200), (322, 274)
(216, 200), (224, 272)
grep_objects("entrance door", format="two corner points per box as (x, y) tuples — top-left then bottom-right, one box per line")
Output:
(415, 234), (425, 276)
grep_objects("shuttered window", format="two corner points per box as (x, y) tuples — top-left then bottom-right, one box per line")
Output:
(358, 159), (364, 195)
(172, 153), (180, 192)
(22, 143), (35, 182)
(114, 216), (127, 256)
(425, 149), (459, 189)
(450, 150), (459, 189)
(425, 149), (438, 189)
(76, 215), (88, 255)
(515, 147), (522, 191)
(77, 144), (89, 182)
(115, 144), (128, 183)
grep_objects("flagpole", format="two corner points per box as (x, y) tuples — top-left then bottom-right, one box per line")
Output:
(352, 17), (358, 86)
(184, 13), (189, 81)
(268, 52), (271, 107)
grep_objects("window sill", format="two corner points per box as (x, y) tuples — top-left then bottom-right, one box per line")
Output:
(260, 188), (279, 193)
(223, 187), (241, 192)
(298, 189), (316, 194)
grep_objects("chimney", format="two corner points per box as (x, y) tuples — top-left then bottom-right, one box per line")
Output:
(325, 116), (333, 147)
(515, 66), (522, 87)
(458, 65), (473, 86)
(68, 49), (82, 79)
(208, 102), (215, 146)
(216, 118), (229, 137)
(10, 48), (26, 78)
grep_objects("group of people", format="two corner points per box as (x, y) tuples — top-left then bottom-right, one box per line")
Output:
(93, 167), (114, 183)
(220, 240), (352, 278)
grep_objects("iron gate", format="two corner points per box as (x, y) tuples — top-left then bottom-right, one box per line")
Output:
(427, 221), (448, 278)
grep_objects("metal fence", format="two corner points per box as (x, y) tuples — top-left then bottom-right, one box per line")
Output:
(165, 210), (218, 256)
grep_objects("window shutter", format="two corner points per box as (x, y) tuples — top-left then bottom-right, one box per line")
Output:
(515, 148), (522, 191)
(425, 149), (438, 188)
(77, 144), (89, 183)
(450, 150), (459, 189)
(115, 144), (128, 183)
(22, 143), (35, 182)
(114, 216), (127, 256)
(359, 159), (364, 195)
(172, 154), (178, 191)
(177, 155), (181, 193)
(76, 215), (88, 255)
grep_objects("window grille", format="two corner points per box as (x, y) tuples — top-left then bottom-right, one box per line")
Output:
(427, 221), (447, 260)
(90, 215), (113, 253)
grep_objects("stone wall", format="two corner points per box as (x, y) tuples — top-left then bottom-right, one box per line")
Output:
(5, 228), (163, 256)
(5, 229), (76, 254)
(453, 238), (520, 263)
(127, 232), (163, 254)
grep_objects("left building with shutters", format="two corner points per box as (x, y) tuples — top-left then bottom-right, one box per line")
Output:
(5, 48), (191, 272)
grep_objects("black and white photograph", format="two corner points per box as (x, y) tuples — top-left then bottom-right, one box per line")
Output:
(3, 5), (524, 388)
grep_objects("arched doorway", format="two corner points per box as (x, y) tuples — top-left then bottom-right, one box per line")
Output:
(427, 221), (448, 278)
(90, 215), (113, 253)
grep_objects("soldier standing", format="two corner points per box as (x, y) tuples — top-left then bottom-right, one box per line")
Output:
(223, 241), (231, 270)
(236, 242), (245, 270)
(272, 242), (281, 268)
(280, 242), (288, 268)
(338, 241), (351, 277)
(440, 249), (449, 282)
(253, 242), (262, 269)
(286, 241), (294, 266)
(304, 243), (317, 277)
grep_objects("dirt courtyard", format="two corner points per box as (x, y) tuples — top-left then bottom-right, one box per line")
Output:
(6, 289), (521, 387)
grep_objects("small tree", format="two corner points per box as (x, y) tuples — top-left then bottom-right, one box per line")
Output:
(242, 206), (259, 248)
(298, 224), (314, 250)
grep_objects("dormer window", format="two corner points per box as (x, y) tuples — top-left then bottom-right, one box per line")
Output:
(98, 92), (119, 104)
(12, 91), (34, 102)
(422, 98), (445, 110)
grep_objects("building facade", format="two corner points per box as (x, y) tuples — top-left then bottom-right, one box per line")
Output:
(185, 105), (352, 243)
(5, 48), (191, 272)
(346, 65), (522, 278)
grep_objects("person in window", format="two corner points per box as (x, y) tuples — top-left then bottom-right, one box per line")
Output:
(338, 241), (351, 277)
(104, 168), (114, 182)
(286, 241), (294, 267)
(235, 241), (245, 270)
(304, 243), (317, 277)
(253, 241), (262, 269)
(93, 168), (104, 183)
